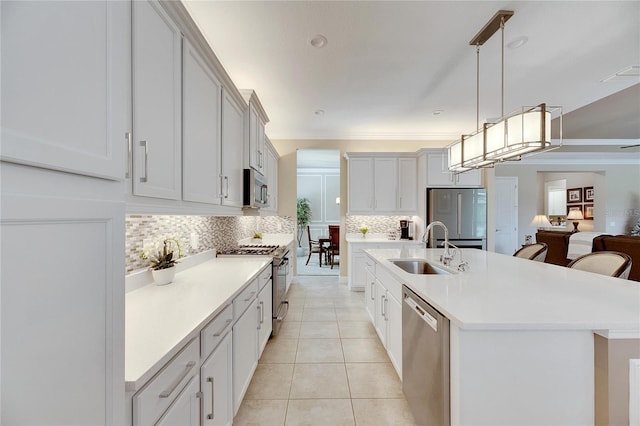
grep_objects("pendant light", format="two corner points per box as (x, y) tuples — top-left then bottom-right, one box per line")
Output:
(447, 10), (563, 173)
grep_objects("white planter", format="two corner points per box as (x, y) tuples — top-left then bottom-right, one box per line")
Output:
(151, 266), (176, 286)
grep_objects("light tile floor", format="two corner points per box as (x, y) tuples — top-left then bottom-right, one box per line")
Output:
(234, 276), (418, 426)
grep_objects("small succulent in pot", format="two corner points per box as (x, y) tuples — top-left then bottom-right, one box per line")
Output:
(140, 235), (184, 270)
(358, 224), (369, 236)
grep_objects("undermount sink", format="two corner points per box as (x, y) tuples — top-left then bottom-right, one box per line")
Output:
(390, 259), (452, 275)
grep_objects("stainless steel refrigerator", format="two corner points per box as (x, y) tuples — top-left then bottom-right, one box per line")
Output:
(426, 188), (487, 250)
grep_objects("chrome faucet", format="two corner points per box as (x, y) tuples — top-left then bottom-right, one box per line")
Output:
(422, 221), (453, 263)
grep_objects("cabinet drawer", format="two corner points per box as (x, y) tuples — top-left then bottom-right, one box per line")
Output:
(233, 279), (259, 319)
(376, 265), (402, 302)
(133, 337), (200, 426)
(258, 265), (272, 291)
(200, 304), (233, 359)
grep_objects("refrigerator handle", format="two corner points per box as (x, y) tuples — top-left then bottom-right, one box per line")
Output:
(457, 193), (462, 236)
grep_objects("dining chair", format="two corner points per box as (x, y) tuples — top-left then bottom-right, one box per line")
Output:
(305, 226), (324, 266)
(513, 243), (548, 262)
(567, 251), (632, 279)
(328, 225), (340, 269)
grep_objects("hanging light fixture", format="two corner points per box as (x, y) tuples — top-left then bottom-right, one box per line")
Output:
(447, 10), (562, 173)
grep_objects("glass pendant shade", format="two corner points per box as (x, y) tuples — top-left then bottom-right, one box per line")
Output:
(462, 131), (492, 168)
(447, 140), (465, 172)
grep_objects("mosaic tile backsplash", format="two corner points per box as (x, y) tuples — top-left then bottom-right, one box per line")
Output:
(126, 215), (294, 273)
(346, 215), (415, 234)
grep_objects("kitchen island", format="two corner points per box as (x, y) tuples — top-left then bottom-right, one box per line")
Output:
(364, 247), (640, 425)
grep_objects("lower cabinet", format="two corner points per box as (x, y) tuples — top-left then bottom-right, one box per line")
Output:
(201, 332), (233, 426)
(232, 298), (259, 414)
(368, 257), (403, 379)
(258, 280), (273, 354)
(156, 374), (201, 426)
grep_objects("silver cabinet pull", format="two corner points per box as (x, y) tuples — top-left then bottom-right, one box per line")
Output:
(206, 377), (215, 420)
(380, 295), (386, 317)
(125, 132), (132, 179)
(212, 319), (232, 337)
(224, 176), (229, 199)
(159, 361), (195, 398)
(139, 140), (148, 183)
(384, 297), (389, 321)
(370, 281), (375, 300)
(218, 174), (225, 198)
(257, 303), (262, 330)
(259, 301), (264, 324)
(243, 291), (256, 302)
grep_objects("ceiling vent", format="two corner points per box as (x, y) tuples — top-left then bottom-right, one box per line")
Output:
(601, 65), (640, 82)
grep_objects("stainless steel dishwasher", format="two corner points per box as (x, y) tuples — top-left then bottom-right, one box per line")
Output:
(402, 285), (450, 425)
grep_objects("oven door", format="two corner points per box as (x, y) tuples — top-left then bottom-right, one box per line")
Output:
(271, 256), (289, 336)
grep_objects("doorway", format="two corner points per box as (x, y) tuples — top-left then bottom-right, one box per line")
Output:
(494, 177), (519, 255)
(296, 149), (340, 276)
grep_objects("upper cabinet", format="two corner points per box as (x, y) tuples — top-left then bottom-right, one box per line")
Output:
(241, 90), (269, 174)
(132, 0), (182, 200)
(1, 0), (130, 181)
(221, 88), (246, 208)
(262, 137), (279, 215)
(346, 153), (418, 215)
(182, 38), (222, 204)
(424, 150), (483, 187)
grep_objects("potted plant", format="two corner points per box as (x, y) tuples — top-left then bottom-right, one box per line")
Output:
(297, 198), (312, 255)
(140, 235), (184, 285)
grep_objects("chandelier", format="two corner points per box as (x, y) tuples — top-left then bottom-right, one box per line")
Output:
(447, 10), (562, 174)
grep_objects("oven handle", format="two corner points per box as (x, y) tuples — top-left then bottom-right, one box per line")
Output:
(276, 257), (289, 268)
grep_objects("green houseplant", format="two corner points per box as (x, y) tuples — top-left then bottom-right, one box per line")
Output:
(297, 198), (312, 249)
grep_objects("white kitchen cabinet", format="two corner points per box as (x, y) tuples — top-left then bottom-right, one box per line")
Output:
(398, 158), (418, 212)
(426, 151), (482, 187)
(258, 280), (273, 354)
(351, 250), (370, 290)
(385, 291), (402, 376)
(182, 38), (222, 204)
(241, 91), (269, 174)
(132, 0), (182, 200)
(1, 1), (130, 181)
(347, 157), (374, 213)
(364, 261), (377, 324)
(221, 88), (246, 207)
(346, 153), (418, 214)
(375, 279), (387, 347)
(373, 158), (398, 212)
(201, 332), (233, 426)
(156, 375), (201, 426)
(232, 297), (259, 414)
(262, 138), (279, 214)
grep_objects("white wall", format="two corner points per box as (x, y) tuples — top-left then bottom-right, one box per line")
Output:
(297, 167), (340, 245)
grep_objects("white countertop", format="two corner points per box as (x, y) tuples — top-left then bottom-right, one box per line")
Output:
(346, 233), (423, 244)
(365, 248), (640, 331)
(125, 257), (271, 391)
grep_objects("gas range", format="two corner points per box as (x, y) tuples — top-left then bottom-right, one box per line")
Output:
(217, 244), (289, 260)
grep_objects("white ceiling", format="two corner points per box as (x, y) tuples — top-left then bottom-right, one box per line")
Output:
(183, 1), (640, 142)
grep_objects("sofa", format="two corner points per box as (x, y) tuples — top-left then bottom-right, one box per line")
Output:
(592, 235), (640, 282)
(535, 230), (572, 266)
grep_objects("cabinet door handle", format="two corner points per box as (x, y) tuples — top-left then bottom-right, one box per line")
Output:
(243, 291), (256, 302)
(257, 303), (262, 330)
(384, 297), (389, 321)
(139, 140), (148, 183)
(370, 281), (375, 300)
(212, 319), (232, 337)
(259, 301), (265, 324)
(218, 174), (224, 198)
(159, 361), (195, 398)
(399, 196), (402, 209)
(206, 377), (215, 420)
(380, 295), (386, 317)
(125, 132), (132, 179)
(224, 176), (229, 199)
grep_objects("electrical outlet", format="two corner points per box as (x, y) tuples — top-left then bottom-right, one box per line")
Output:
(190, 233), (199, 250)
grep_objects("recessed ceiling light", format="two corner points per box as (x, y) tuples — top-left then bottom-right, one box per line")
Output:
(432, 110), (444, 116)
(314, 109), (325, 116)
(310, 35), (328, 49)
(507, 36), (528, 49)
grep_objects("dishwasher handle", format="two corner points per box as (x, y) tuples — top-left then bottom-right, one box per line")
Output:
(404, 296), (438, 332)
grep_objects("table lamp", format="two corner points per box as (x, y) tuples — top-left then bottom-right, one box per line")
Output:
(567, 209), (584, 232)
(530, 214), (552, 230)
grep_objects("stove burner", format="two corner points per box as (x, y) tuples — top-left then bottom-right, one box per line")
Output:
(217, 244), (287, 258)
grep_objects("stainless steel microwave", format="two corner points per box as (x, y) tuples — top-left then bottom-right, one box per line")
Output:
(243, 168), (269, 208)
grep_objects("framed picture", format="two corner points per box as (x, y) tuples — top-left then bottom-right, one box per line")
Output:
(567, 205), (583, 216)
(584, 204), (594, 220)
(584, 186), (594, 202)
(567, 187), (582, 203)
